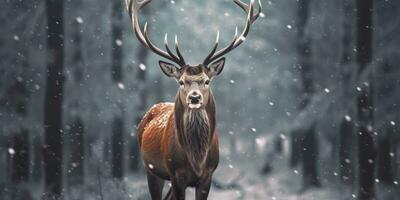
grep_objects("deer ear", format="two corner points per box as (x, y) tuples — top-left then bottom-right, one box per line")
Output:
(208, 57), (225, 77)
(159, 61), (180, 78)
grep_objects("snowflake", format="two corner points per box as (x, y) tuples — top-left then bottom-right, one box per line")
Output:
(148, 163), (154, 169)
(139, 63), (147, 71)
(76, 17), (84, 24)
(115, 39), (123, 46)
(8, 148), (15, 155)
(118, 82), (125, 90)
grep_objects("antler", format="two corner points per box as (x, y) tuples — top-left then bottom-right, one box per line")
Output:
(126, 0), (186, 66)
(203, 0), (262, 66)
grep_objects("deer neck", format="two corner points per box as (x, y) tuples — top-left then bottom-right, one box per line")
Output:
(174, 90), (216, 176)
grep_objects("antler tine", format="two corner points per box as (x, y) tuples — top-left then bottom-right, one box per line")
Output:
(203, 31), (220, 65)
(126, 0), (186, 66)
(175, 35), (186, 65)
(203, 0), (262, 65)
(164, 33), (181, 62)
(234, 0), (262, 22)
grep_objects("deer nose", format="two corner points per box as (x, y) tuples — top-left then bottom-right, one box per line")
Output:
(189, 94), (201, 104)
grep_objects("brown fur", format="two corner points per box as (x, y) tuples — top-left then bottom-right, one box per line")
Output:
(137, 91), (219, 200)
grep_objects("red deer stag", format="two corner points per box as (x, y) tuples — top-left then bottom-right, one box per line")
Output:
(125, 0), (261, 199)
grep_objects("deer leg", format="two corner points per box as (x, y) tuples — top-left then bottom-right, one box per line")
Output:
(170, 176), (186, 200)
(147, 171), (165, 200)
(195, 175), (212, 200)
(163, 187), (172, 200)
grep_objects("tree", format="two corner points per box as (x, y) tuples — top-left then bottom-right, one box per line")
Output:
(338, 0), (355, 184)
(377, 125), (395, 184)
(66, 2), (85, 185)
(355, 0), (376, 199)
(111, 0), (125, 179)
(43, 0), (65, 197)
(295, 0), (320, 189)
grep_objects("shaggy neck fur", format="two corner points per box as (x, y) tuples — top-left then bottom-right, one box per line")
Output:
(174, 90), (216, 176)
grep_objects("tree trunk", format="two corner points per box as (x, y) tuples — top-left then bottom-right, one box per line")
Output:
(377, 126), (394, 184)
(274, 135), (283, 154)
(111, 0), (125, 179)
(302, 125), (320, 188)
(289, 131), (301, 168)
(11, 130), (30, 183)
(355, 0), (375, 199)
(295, 0), (319, 189)
(43, 0), (65, 197)
(338, 0), (355, 185)
(112, 116), (124, 179)
(67, 118), (85, 185)
(32, 137), (42, 182)
(338, 118), (354, 183)
(67, 0), (85, 185)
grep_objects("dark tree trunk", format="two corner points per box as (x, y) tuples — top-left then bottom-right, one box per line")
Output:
(67, 118), (85, 185)
(111, 0), (125, 179)
(295, 0), (319, 189)
(377, 126), (395, 184)
(338, 118), (354, 183)
(355, 0), (375, 199)
(112, 116), (124, 179)
(290, 131), (301, 168)
(358, 127), (375, 200)
(43, 0), (65, 197)
(67, 0), (85, 185)
(338, 0), (355, 185)
(11, 130), (30, 183)
(32, 137), (42, 182)
(302, 125), (320, 187)
(10, 132), (33, 200)
(11, 64), (31, 186)
(274, 135), (283, 154)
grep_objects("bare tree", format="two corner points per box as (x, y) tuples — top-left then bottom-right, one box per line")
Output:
(111, 0), (124, 179)
(43, 0), (65, 197)
(355, 0), (376, 199)
(338, 0), (355, 184)
(295, 0), (320, 189)
(65, 0), (86, 185)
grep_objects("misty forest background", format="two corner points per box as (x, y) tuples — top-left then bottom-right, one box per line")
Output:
(1, 0), (399, 199)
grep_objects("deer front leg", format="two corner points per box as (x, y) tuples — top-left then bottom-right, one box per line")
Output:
(195, 174), (212, 200)
(147, 171), (165, 200)
(170, 176), (186, 200)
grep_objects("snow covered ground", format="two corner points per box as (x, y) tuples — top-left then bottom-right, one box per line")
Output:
(23, 150), (397, 200)
(96, 156), (350, 200)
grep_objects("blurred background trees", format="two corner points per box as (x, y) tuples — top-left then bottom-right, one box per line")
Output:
(0, 0), (399, 199)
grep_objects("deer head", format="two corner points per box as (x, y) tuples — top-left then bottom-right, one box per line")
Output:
(126, 0), (262, 110)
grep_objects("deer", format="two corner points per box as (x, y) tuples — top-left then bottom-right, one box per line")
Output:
(125, 0), (262, 199)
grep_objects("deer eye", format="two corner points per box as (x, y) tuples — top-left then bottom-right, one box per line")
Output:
(179, 80), (184, 86)
(205, 80), (210, 85)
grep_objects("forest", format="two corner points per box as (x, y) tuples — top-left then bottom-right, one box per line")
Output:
(0, 0), (399, 199)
